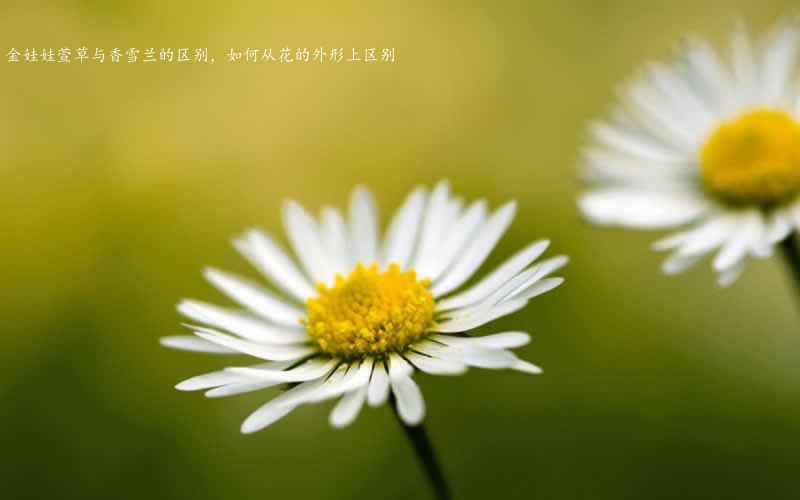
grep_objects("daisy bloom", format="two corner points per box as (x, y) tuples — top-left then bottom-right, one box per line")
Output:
(161, 181), (567, 433)
(579, 19), (800, 286)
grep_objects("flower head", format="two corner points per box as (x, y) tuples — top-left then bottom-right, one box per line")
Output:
(162, 181), (566, 433)
(304, 263), (434, 358)
(579, 19), (800, 286)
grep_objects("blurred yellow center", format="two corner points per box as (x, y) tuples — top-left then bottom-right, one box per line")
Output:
(701, 109), (800, 204)
(304, 263), (435, 359)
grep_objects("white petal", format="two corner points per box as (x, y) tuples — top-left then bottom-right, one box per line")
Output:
(388, 353), (414, 379)
(391, 375), (425, 426)
(303, 364), (349, 402)
(431, 331), (531, 350)
(524, 255), (570, 282)
(326, 358), (375, 397)
(652, 231), (690, 252)
(718, 263), (746, 288)
(477, 256), (567, 307)
(623, 79), (696, 149)
(582, 147), (691, 184)
(283, 200), (332, 284)
(241, 403), (298, 433)
(760, 21), (799, 105)
(204, 269), (304, 327)
(442, 198), (464, 228)
(176, 361), (294, 390)
(416, 341), (518, 369)
(176, 371), (246, 391)
(643, 63), (714, 131)
(579, 188), (708, 229)
(713, 236), (749, 272)
(381, 188), (427, 269)
(732, 23), (758, 105)
(233, 229), (315, 302)
(367, 361), (390, 407)
(351, 358), (376, 389)
(750, 228), (774, 258)
(654, 215), (736, 257)
(240, 370), (351, 433)
(329, 387), (368, 428)
(349, 187), (379, 265)
(193, 328), (315, 361)
(432, 299), (527, 333)
(405, 351), (467, 375)
(412, 181), (452, 273)
(308, 362), (371, 402)
(226, 358), (338, 382)
(511, 359), (542, 374)
(239, 387), (311, 433)
(461, 256), (562, 317)
(445, 268), (537, 319)
(766, 209), (793, 244)
(159, 335), (238, 354)
(661, 252), (703, 275)
(319, 207), (352, 277)
(509, 277), (564, 301)
(683, 38), (732, 110)
(589, 121), (685, 163)
(178, 300), (306, 345)
(712, 211), (764, 272)
(421, 200), (487, 281)
(432, 201), (517, 297)
(436, 240), (550, 310)
(205, 380), (282, 398)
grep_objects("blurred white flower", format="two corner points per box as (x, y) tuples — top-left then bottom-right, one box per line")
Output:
(579, 19), (800, 286)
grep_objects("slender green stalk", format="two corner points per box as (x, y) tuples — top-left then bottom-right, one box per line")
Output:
(780, 233), (800, 300)
(391, 399), (453, 500)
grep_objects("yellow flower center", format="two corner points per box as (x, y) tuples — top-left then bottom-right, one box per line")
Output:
(303, 263), (435, 359)
(700, 109), (800, 204)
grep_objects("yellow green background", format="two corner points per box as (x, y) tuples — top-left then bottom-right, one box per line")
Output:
(3, 1), (800, 499)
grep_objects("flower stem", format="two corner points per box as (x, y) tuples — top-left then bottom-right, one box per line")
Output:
(780, 233), (800, 301)
(391, 399), (453, 500)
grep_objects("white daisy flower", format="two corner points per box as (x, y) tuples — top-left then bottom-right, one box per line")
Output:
(162, 181), (566, 434)
(579, 19), (800, 286)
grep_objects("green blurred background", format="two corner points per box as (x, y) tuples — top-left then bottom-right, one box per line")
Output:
(3, 1), (800, 499)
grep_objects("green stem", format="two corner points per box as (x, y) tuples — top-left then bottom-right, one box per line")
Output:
(391, 398), (453, 500)
(780, 233), (800, 301)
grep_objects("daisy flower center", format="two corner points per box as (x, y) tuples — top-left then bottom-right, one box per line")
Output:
(700, 108), (800, 204)
(303, 263), (435, 359)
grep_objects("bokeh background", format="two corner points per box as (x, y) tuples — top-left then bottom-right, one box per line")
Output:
(3, 1), (800, 499)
